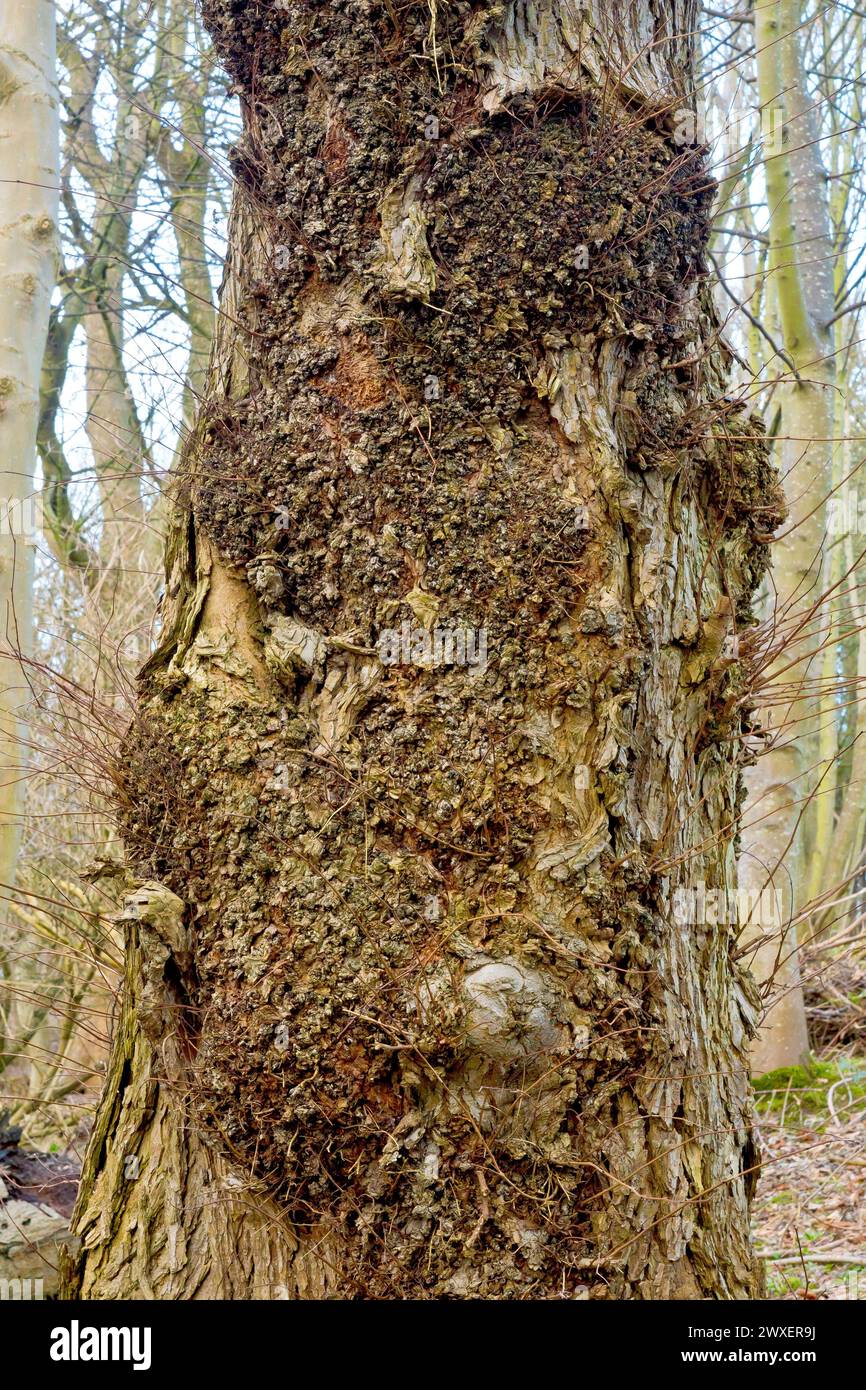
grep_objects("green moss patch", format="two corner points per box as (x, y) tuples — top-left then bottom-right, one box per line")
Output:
(753, 1055), (866, 1125)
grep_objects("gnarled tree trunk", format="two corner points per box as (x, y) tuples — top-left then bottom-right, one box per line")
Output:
(65, 0), (780, 1300)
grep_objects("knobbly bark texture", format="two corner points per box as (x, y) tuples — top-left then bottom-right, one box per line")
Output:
(65, 0), (783, 1299)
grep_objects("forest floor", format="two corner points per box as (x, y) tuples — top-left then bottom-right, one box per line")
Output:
(752, 1057), (866, 1299)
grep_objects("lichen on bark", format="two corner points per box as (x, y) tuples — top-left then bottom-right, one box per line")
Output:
(66, 0), (782, 1300)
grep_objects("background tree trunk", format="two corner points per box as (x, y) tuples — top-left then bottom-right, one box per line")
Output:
(65, 0), (781, 1299)
(0, 0), (58, 897)
(742, 0), (835, 1074)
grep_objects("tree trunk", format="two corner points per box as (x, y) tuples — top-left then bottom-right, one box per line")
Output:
(65, 0), (780, 1300)
(742, 0), (836, 1074)
(0, 0), (58, 895)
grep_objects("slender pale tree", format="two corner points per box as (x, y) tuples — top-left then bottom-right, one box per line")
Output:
(697, 1), (866, 1071)
(0, 2), (59, 897)
(732, 0), (856, 1072)
(66, 0), (781, 1299)
(726, 0), (828, 1072)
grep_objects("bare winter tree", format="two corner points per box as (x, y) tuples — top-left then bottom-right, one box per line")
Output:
(65, 0), (785, 1299)
(699, 0), (866, 1072)
(0, 0), (231, 1155)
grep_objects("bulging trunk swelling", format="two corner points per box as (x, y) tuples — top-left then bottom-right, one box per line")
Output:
(66, 0), (781, 1299)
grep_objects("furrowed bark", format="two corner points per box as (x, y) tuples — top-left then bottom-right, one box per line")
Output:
(66, 0), (780, 1299)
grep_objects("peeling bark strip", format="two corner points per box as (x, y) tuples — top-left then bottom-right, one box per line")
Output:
(66, 0), (783, 1299)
